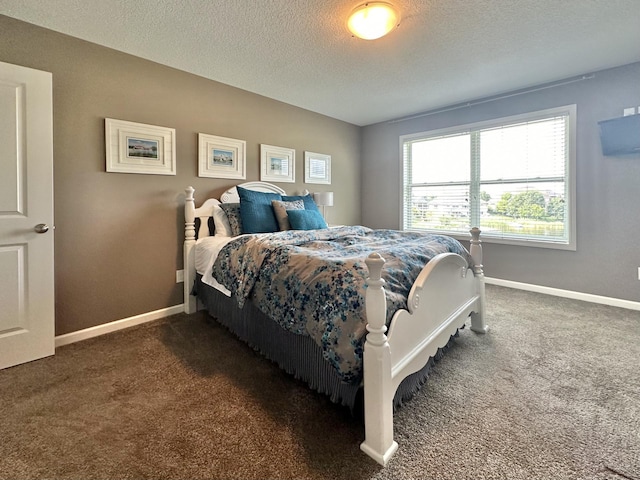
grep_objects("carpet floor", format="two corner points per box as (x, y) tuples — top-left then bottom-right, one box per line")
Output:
(0, 285), (638, 480)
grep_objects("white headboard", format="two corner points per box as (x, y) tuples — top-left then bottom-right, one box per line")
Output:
(185, 181), (287, 241)
(183, 181), (287, 314)
(220, 181), (286, 203)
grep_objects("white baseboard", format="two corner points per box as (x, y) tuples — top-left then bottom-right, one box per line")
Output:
(485, 277), (640, 311)
(53, 280), (638, 348)
(55, 304), (185, 348)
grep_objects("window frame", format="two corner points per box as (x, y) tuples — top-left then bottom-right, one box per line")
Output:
(399, 105), (577, 250)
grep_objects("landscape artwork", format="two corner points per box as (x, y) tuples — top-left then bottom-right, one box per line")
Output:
(270, 157), (289, 176)
(260, 144), (295, 183)
(211, 148), (234, 168)
(198, 133), (246, 179)
(127, 137), (159, 159)
(304, 151), (331, 184)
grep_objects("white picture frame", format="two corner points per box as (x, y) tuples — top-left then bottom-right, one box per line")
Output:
(260, 144), (295, 183)
(198, 133), (246, 179)
(304, 151), (331, 184)
(105, 118), (176, 175)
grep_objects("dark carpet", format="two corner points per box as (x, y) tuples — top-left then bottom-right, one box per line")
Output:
(1, 285), (638, 480)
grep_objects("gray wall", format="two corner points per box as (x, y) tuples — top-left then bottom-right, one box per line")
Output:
(1, 13), (637, 338)
(362, 62), (640, 302)
(0, 15), (362, 335)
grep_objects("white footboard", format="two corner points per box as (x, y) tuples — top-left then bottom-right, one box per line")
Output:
(360, 228), (487, 466)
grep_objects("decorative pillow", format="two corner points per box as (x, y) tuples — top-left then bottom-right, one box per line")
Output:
(282, 193), (320, 213)
(219, 203), (243, 236)
(271, 199), (304, 231)
(287, 209), (328, 230)
(212, 204), (232, 237)
(237, 186), (282, 233)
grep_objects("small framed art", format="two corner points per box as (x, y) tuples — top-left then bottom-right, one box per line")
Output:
(260, 144), (295, 183)
(198, 133), (246, 179)
(304, 151), (331, 184)
(105, 118), (176, 175)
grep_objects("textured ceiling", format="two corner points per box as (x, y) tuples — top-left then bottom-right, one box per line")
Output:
(1, 0), (640, 126)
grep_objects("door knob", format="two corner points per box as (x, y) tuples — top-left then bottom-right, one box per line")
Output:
(34, 224), (49, 234)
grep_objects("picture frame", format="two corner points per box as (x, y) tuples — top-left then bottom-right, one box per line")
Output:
(260, 144), (295, 183)
(198, 133), (246, 179)
(304, 151), (331, 184)
(105, 118), (176, 175)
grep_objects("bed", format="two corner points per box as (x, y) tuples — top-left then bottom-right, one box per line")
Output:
(183, 181), (488, 466)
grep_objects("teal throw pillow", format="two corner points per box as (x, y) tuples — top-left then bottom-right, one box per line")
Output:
(287, 209), (328, 230)
(237, 186), (282, 233)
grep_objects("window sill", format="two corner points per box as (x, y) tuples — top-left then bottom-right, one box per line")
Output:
(405, 228), (576, 251)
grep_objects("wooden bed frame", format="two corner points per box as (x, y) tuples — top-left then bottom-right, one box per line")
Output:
(183, 181), (488, 466)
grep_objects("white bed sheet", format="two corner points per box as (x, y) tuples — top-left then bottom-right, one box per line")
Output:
(195, 236), (235, 296)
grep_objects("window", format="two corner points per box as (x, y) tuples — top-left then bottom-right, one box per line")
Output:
(401, 105), (576, 249)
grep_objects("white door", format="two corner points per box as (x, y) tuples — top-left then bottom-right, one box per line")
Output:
(0, 61), (54, 370)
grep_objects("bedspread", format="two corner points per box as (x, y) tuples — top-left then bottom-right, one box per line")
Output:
(212, 226), (473, 383)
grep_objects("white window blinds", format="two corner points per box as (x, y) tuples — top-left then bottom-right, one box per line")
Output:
(401, 105), (575, 248)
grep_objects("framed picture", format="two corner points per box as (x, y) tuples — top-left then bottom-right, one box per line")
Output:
(304, 151), (331, 184)
(260, 144), (295, 183)
(198, 133), (246, 179)
(105, 118), (176, 175)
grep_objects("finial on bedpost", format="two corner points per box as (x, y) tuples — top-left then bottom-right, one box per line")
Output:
(469, 227), (488, 334)
(361, 252), (398, 466)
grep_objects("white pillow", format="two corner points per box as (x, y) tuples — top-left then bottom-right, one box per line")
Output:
(212, 204), (232, 237)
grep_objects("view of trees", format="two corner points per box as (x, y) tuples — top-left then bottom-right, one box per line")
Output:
(410, 188), (566, 237)
(491, 190), (564, 221)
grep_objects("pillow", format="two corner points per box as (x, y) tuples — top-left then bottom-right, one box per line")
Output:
(237, 186), (282, 233)
(271, 199), (304, 231)
(212, 204), (232, 237)
(287, 209), (328, 230)
(219, 203), (243, 236)
(282, 193), (320, 213)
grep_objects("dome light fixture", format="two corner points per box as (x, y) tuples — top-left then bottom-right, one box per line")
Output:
(347, 2), (400, 40)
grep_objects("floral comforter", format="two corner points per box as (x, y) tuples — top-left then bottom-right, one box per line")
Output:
(212, 226), (473, 383)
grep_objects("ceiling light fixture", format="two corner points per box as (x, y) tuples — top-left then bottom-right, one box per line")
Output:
(347, 2), (400, 40)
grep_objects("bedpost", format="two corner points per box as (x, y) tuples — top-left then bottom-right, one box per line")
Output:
(360, 253), (399, 466)
(184, 186), (197, 314)
(469, 227), (488, 333)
